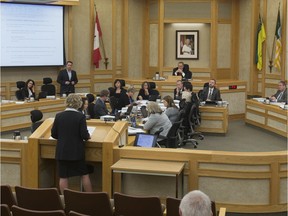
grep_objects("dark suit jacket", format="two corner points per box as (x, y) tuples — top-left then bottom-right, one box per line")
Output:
(173, 88), (183, 100)
(94, 98), (109, 119)
(172, 66), (192, 80)
(201, 87), (221, 101)
(21, 87), (35, 99)
(272, 89), (287, 103)
(51, 110), (90, 161)
(57, 69), (78, 94)
(137, 89), (151, 100)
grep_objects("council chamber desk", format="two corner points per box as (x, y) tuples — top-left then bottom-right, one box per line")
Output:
(245, 100), (288, 137)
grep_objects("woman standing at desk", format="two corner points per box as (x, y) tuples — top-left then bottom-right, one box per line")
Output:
(143, 102), (172, 138)
(51, 94), (92, 194)
(21, 79), (36, 100)
(137, 81), (151, 100)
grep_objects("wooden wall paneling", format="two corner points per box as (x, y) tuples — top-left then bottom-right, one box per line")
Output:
(158, 0), (164, 76)
(261, 0), (267, 96)
(231, 0), (240, 80)
(281, 0), (287, 79)
(67, 6), (73, 62)
(90, 0), (95, 93)
(143, 0), (150, 78)
(211, 0), (217, 79)
(112, 0), (117, 79)
(121, 0), (129, 78)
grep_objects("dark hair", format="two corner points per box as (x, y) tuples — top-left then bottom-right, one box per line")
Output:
(210, 78), (216, 84)
(279, 80), (287, 86)
(114, 79), (123, 88)
(25, 79), (35, 89)
(163, 95), (177, 108)
(66, 60), (73, 65)
(86, 93), (95, 103)
(100, 89), (109, 97)
(183, 81), (193, 91)
(141, 81), (150, 89)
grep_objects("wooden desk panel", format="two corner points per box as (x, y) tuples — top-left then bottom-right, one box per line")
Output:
(245, 100), (288, 137)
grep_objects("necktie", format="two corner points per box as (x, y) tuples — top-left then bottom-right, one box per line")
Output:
(208, 89), (213, 100)
(276, 92), (283, 101)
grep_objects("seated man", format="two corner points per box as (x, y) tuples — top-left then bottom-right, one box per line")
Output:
(179, 190), (212, 216)
(94, 89), (110, 119)
(120, 87), (136, 108)
(172, 62), (192, 80)
(269, 80), (287, 103)
(174, 80), (184, 100)
(200, 79), (221, 101)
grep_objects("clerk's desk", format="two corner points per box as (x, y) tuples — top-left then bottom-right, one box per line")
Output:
(24, 118), (128, 195)
(245, 99), (288, 137)
(1, 98), (66, 132)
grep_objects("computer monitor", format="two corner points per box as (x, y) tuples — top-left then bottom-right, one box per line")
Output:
(133, 133), (157, 148)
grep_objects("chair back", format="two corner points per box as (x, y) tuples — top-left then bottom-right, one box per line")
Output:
(188, 104), (201, 131)
(64, 189), (113, 216)
(69, 211), (90, 216)
(119, 79), (126, 87)
(86, 93), (95, 103)
(12, 206), (66, 216)
(166, 197), (180, 216)
(114, 192), (163, 216)
(15, 186), (63, 211)
(30, 110), (44, 133)
(15, 90), (24, 101)
(109, 96), (119, 113)
(41, 78), (55, 96)
(1, 204), (12, 216)
(0, 185), (17, 210)
(16, 81), (25, 89)
(38, 91), (47, 99)
(165, 120), (182, 148)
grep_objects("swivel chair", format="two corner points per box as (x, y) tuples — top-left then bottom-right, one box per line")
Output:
(157, 120), (182, 148)
(148, 82), (160, 99)
(30, 110), (43, 133)
(41, 78), (56, 96)
(15, 81), (25, 100)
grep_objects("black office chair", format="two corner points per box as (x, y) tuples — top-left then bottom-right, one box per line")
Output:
(41, 78), (56, 96)
(183, 64), (192, 80)
(157, 120), (182, 148)
(30, 110), (43, 133)
(15, 81), (25, 101)
(119, 79), (126, 87)
(38, 91), (48, 99)
(198, 82), (209, 101)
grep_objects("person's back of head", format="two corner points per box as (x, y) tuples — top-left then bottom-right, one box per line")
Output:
(179, 190), (211, 216)
(100, 89), (109, 98)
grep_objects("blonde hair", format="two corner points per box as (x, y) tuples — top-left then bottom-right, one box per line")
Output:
(182, 91), (191, 103)
(65, 94), (83, 109)
(147, 101), (162, 114)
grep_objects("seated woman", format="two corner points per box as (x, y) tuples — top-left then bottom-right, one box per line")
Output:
(137, 81), (151, 100)
(21, 79), (36, 100)
(78, 97), (89, 119)
(143, 102), (172, 139)
(110, 79), (127, 113)
(163, 95), (179, 124)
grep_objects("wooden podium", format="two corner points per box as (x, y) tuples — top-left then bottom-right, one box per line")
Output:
(24, 118), (128, 195)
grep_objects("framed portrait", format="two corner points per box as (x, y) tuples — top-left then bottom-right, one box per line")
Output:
(176, 30), (199, 60)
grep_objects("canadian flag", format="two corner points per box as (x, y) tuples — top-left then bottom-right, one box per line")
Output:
(93, 12), (102, 68)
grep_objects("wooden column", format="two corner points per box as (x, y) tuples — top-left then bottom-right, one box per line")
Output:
(158, 0), (164, 76)
(121, 0), (129, 78)
(210, 0), (218, 79)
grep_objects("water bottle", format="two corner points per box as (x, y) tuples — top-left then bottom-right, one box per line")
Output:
(155, 72), (160, 80)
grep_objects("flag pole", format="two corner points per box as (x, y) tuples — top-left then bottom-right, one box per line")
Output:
(268, 3), (281, 73)
(94, 3), (109, 69)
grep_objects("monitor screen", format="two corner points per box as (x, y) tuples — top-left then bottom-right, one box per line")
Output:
(134, 133), (157, 148)
(1, 3), (65, 67)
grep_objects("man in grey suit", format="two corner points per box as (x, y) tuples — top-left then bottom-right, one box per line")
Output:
(200, 79), (221, 101)
(270, 81), (287, 103)
(94, 89), (110, 119)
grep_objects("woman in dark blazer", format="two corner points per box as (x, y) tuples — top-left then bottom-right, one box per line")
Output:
(137, 81), (151, 100)
(21, 79), (36, 100)
(51, 94), (92, 194)
(109, 79), (127, 112)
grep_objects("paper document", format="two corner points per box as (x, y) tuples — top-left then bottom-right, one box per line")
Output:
(87, 126), (96, 136)
(128, 126), (145, 135)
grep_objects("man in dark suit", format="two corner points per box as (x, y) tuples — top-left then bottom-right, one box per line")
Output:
(200, 79), (221, 101)
(173, 80), (184, 100)
(172, 62), (192, 80)
(57, 61), (78, 95)
(94, 89), (110, 119)
(51, 94), (92, 194)
(270, 81), (287, 103)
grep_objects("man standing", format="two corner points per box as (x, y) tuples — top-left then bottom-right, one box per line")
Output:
(174, 80), (184, 100)
(57, 61), (78, 95)
(172, 62), (192, 80)
(270, 81), (287, 103)
(200, 79), (221, 101)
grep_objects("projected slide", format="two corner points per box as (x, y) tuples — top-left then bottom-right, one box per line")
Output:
(1, 3), (64, 67)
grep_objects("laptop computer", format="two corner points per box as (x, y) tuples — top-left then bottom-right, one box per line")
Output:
(125, 105), (133, 115)
(148, 95), (158, 102)
(133, 133), (157, 148)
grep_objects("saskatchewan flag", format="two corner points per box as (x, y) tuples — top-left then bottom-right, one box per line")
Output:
(255, 14), (266, 70)
(274, 9), (281, 71)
